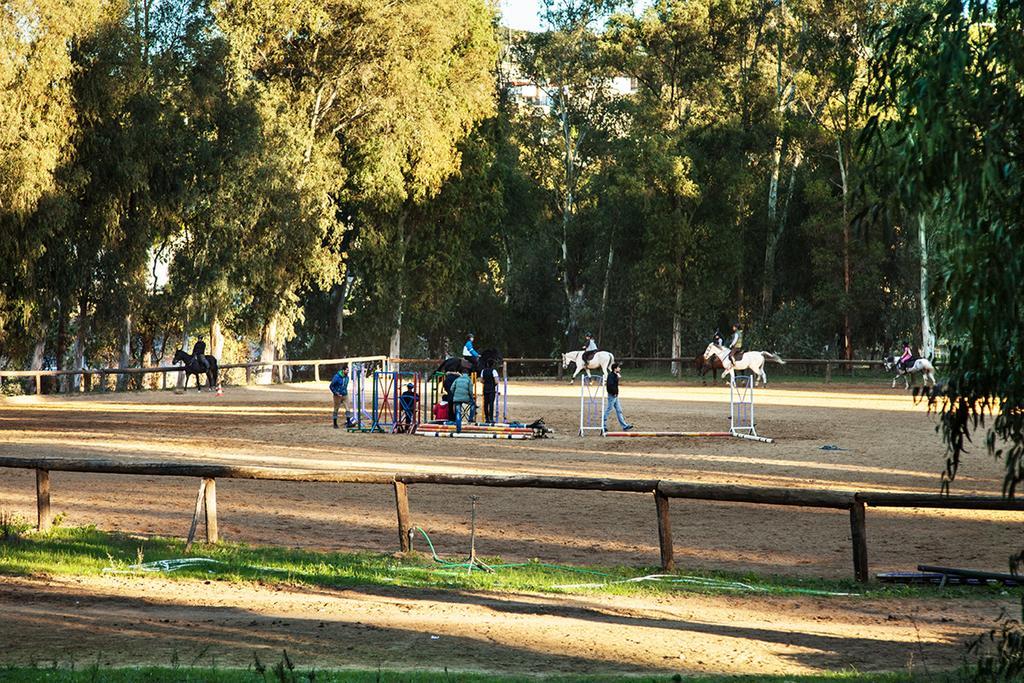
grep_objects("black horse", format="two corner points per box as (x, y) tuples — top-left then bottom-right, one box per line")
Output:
(695, 352), (726, 385)
(173, 348), (220, 391)
(436, 348), (502, 375)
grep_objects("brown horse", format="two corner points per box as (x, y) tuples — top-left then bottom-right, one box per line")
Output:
(695, 352), (725, 385)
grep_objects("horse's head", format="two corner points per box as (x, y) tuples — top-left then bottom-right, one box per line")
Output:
(173, 349), (188, 364)
(561, 352), (575, 369)
(882, 357), (895, 372)
(702, 343), (719, 361)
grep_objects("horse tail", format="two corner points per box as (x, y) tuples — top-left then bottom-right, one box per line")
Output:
(764, 352), (786, 365)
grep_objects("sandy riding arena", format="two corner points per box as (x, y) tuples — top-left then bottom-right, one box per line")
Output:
(0, 379), (1019, 675)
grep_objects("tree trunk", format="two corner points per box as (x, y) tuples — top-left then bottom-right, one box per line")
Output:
(671, 281), (683, 377)
(176, 325), (191, 390)
(598, 241), (614, 340)
(117, 314), (132, 391)
(280, 344), (292, 382)
(71, 298), (88, 392)
(258, 317), (277, 384)
(140, 333), (154, 390)
(918, 213), (935, 359)
(210, 314), (225, 360)
(28, 333), (46, 394)
(559, 97), (583, 346)
(838, 140), (852, 361)
(334, 276), (352, 351)
(762, 145), (802, 315)
(390, 278), (402, 360)
(56, 302), (68, 392)
(389, 211), (409, 360)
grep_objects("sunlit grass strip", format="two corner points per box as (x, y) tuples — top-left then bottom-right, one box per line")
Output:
(0, 526), (1016, 601)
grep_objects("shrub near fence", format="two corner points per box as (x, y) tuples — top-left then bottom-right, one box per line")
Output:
(1, 455), (1020, 583)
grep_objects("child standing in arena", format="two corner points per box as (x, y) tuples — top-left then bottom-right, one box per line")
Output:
(329, 365), (352, 429)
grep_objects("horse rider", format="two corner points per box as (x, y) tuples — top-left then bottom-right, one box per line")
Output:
(462, 333), (480, 366)
(582, 332), (598, 362)
(728, 323), (744, 362)
(898, 341), (916, 371)
(192, 336), (210, 372)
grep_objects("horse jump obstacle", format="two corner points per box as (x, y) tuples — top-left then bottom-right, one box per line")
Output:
(346, 362), (377, 432)
(578, 374), (607, 436)
(729, 375), (773, 443)
(366, 370), (421, 434)
(594, 373), (774, 442)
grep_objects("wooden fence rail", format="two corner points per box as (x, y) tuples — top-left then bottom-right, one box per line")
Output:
(1, 354), (911, 396)
(1, 455), (1019, 583)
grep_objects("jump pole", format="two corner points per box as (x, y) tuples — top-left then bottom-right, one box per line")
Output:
(414, 431), (532, 440)
(604, 431), (731, 438)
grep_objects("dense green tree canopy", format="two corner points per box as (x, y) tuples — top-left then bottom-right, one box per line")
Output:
(0, 0), (983, 380)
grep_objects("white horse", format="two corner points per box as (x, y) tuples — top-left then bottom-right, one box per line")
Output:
(561, 350), (615, 383)
(703, 343), (786, 386)
(883, 356), (937, 390)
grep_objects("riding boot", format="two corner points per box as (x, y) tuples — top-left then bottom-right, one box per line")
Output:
(333, 416), (339, 429)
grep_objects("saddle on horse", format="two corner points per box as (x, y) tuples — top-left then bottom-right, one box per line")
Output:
(582, 349), (597, 362)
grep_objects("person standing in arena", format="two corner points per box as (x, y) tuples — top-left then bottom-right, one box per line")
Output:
(603, 363), (633, 432)
(329, 364), (352, 429)
(450, 370), (473, 433)
(481, 360), (500, 424)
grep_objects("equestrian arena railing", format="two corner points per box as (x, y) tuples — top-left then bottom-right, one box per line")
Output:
(0, 455), (1019, 583)
(1, 356), (913, 395)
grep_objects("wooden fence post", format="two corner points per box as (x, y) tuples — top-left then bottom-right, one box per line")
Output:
(35, 373), (42, 396)
(850, 500), (868, 582)
(204, 478), (218, 544)
(825, 361), (832, 384)
(35, 469), (52, 532)
(655, 490), (674, 571)
(185, 478), (208, 553)
(393, 480), (411, 552)
(314, 364), (320, 382)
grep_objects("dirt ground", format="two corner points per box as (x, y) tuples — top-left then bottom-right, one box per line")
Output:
(0, 379), (1020, 674)
(0, 573), (1004, 676)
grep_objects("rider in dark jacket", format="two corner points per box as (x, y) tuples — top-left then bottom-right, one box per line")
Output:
(193, 337), (210, 371)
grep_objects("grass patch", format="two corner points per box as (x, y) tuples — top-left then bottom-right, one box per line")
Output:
(0, 526), (1016, 602)
(0, 664), (955, 682)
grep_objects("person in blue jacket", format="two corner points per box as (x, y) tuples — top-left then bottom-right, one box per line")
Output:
(329, 365), (352, 429)
(462, 333), (480, 365)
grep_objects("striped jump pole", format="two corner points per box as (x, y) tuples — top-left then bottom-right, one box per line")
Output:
(416, 425), (534, 435)
(413, 431), (533, 440)
(603, 431), (732, 438)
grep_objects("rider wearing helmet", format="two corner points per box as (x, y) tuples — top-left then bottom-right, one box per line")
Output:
(899, 341), (916, 371)
(582, 332), (598, 362)
(192, 336), (210, 372)
(728, 323), (744, 362)
(462, 333), (480, 364)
